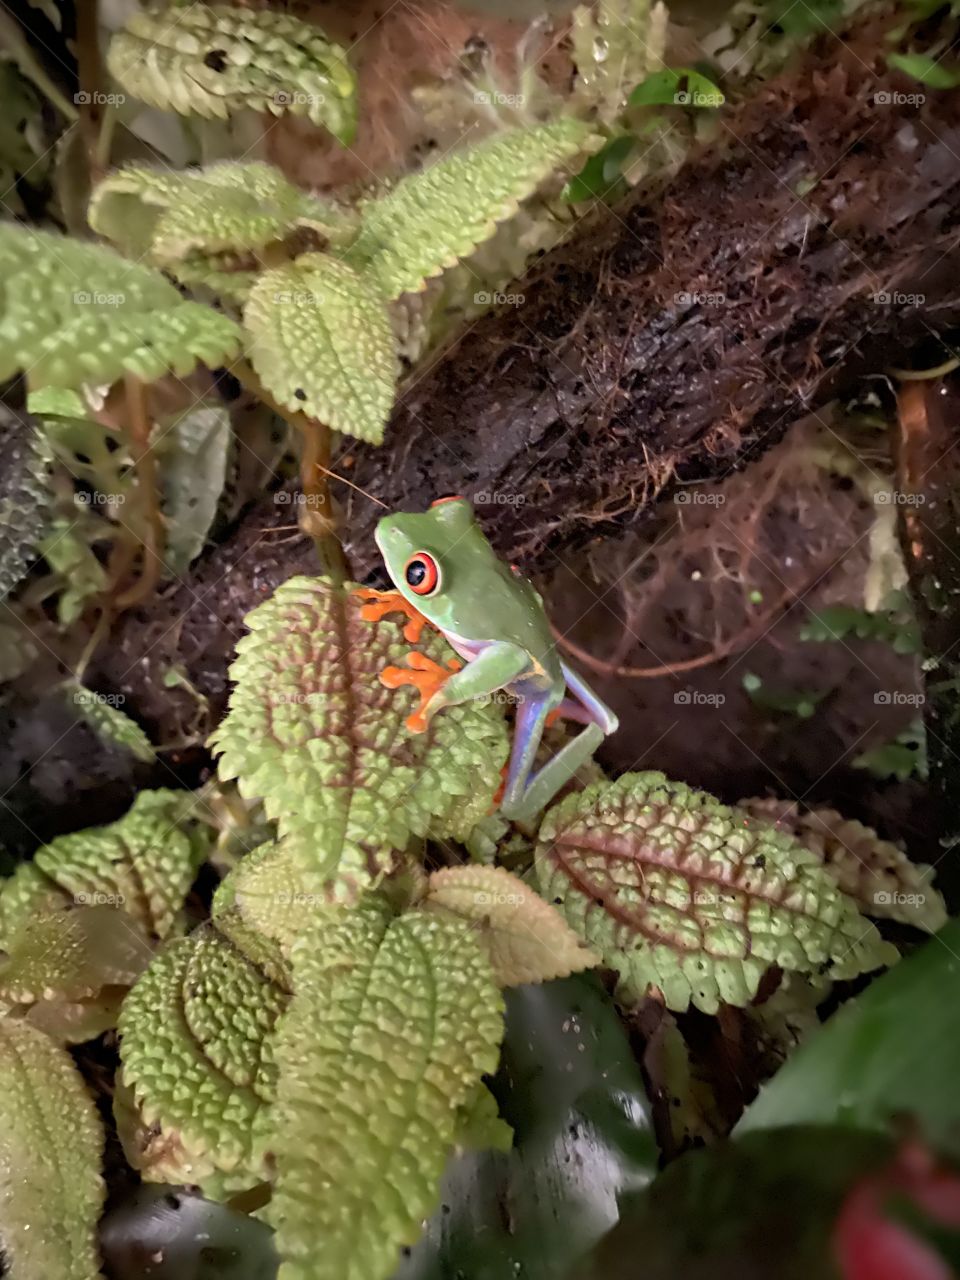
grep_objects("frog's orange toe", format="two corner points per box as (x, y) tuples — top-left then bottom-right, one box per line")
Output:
(378, 651), (462, 734)
(355, 587), (429, 643)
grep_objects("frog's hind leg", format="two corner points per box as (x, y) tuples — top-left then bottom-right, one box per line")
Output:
(500, 691), (605, 828)
(560, 660), (619, 734)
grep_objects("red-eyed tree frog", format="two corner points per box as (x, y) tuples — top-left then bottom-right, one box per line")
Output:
(357, 495), (618, 826)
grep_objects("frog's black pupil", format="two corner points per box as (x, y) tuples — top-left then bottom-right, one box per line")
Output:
(406, 560), (427, 588)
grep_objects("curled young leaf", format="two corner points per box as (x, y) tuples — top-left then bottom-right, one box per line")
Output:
(210, 576), (508, 902)
(107, 5), (358, 143)
(738, 797), (947, 933)
(270, 897), (504, 1280)
(344, 119), (595, 298)
(0, 1019), (104, 1279)
(119, 927), (286, 1185)
(243, 255), (397, 443)
(536, 772), (898, 1014)
(29, 789), (211, 940)
(424, 865), (600, 987)
(0, 225), (242, 390)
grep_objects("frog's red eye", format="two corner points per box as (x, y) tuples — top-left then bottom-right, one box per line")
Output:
(430, 495), (464, 508)
(405, 552), (441, 596)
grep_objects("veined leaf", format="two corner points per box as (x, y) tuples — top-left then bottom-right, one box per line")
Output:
(344, 119), (595, 298)
(90, 161), (358, 263)
(0, 401), (50, 603)
(424, 865), (600, 986)
(0, 225), (242, 390)
(107, 4), (358, 143)
(30, 789), (210, 940)
(738, 797), (947, 932)
(536, 772), (897, 1014)
(244, 255), (396, 442)
(0, 1019), (104, 1279)
(271, 896), (504, 1280)
(210, 577), (508, 901)
(119, 927), (286, 1185)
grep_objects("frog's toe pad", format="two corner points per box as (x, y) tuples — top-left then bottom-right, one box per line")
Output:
(354, 587), (429, 644)
(380, 651), (462, 733)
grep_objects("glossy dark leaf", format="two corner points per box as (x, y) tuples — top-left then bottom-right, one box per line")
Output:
(393, 973), (658, 1280)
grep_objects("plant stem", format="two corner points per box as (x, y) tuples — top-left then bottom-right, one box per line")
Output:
(115, 375), (164, 608)
(231, 359), (350, 582)
(75, 0), (108, 185)
(300, 419), (348, 585)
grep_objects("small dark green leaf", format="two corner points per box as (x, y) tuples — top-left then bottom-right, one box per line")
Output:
(888, 51), (960, 88)
(564, 134), (637, 204)
(629, 67), (724, 109)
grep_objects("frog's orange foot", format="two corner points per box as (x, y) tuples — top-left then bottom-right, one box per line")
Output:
(354, 587), (430, 644)
(488, 764), (509, 814)
(380, 651), (462, 733)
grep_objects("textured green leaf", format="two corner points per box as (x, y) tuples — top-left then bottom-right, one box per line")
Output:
(0, 401), (50, 602)
(738, 797), (947, 932)
(344, 119), (594, 298)
(107, 4), (358, 142)
(0, 862), (68, 952)
(90, 161), (358, 263)
(212, 839), (319, 963)
(536, 772), (898, 1014)
(210, 577), (508, 901)
(0, 224), (242, 389)
(32, 789), (210, 940)
(571, 0), (668, 123)
(0, 1019), (104, 1279)
(425, 865), (600, 987)
(119, 927), (286, 1185)
(244, 255), (396, 443)
(67, 682), (156, 763)
(0, 904), (152, 1004)
(737, 918), (960, 1157)
(157, 404), (231, 574)
(271, 896), (504, 1280)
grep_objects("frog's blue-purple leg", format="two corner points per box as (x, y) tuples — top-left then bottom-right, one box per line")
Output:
(500, 664), (618, 825)
(560, 660), (619, 733)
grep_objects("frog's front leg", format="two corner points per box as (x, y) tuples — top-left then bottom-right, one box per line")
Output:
(383, 641), (532, 734)
(423, 641), (533, 720)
